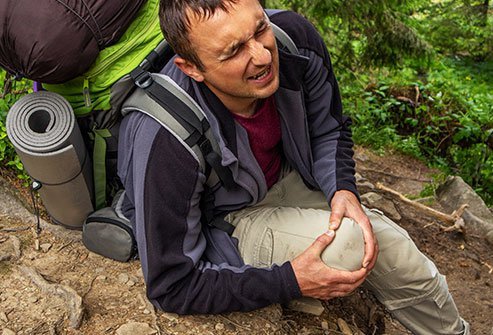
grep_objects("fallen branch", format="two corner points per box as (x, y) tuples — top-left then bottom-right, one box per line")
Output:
(19, 266), (84, 329)
(376, 182), (468, 233)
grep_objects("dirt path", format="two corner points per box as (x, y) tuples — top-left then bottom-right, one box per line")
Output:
(1, 147), (492, 334)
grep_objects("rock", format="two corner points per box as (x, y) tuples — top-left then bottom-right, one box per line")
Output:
(337, 318), (353, 335)
(286, 297), (325, 316)
(0, 311), (8, 323)
(215, 323), (225, 331)
(436, 176), (493, 236)
(40, 243), (52, 253)
(361, 192), (401, 221)
(0, 236), (21, 262)
(28, 296), (39, 303)
(321, 321), (329, 331)
(118, 273), (129, 284)
(173, 324), (188, 333)
(11, 236), (21, 259)
(2, 329), (16, 335)
(224, 322), (236, 331)
(161, 312), (179, 322)
(116, 322), (157, 335)
(357, 181), (375, 194)
(134, 269), (144, 278)
(354, 173), (365, 183)
(354, 151), (370, 162)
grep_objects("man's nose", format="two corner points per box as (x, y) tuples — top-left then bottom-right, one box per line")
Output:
(247, 39), (271, 66)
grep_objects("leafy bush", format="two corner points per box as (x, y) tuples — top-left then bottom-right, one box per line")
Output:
(0, 70), (32, 180)
(341, 58), (493, 204)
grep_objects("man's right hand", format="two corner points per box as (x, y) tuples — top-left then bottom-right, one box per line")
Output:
(290, 230), (369, 300)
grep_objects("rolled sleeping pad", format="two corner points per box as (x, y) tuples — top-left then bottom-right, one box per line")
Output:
(6, 91), (94, 229)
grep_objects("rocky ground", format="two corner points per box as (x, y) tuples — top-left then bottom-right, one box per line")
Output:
(1, 146), (492, 335)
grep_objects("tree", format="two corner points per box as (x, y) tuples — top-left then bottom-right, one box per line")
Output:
(274, 0), (432, 69)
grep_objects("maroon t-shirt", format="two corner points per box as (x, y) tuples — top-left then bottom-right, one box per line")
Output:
(233, 97), (282, 189)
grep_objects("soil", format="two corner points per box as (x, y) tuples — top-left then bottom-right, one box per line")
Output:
(1, 146), (492, 335)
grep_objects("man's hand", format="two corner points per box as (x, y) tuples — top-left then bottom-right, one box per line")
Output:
(291, 231), (368, 300)
(330, 190), (378, 271)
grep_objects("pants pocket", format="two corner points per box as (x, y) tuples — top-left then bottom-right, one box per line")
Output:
(255, 227), (274, 267)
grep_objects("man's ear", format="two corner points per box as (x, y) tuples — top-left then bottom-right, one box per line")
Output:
(174, 57), (205, 82)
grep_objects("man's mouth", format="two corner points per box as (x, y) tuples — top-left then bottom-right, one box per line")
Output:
(249, 66), (271, 80)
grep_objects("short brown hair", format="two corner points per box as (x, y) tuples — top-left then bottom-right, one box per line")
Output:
(159, 0), (239, 71)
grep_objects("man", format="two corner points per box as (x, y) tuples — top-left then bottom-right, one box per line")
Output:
(117, 0), (469, 333)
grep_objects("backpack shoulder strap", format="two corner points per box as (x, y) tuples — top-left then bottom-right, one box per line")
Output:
(266, 10), (299, 55)
(271, 22), (299, 55)
(121, 69), (235, 190)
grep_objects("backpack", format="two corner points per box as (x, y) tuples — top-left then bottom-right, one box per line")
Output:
(0, 0), (147, 84)
(4, 0), (164, 220)
(4, 5), (299, 261)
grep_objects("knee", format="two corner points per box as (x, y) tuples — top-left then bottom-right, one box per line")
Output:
(320, 218), (365, 271)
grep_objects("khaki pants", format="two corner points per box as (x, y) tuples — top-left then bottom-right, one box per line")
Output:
(227, 170), (470, 335)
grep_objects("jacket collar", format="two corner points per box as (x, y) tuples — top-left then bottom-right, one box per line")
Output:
(278, 47), (309, 91)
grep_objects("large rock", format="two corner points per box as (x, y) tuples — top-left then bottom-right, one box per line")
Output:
(360, 192), (401, 221)
(436, 176), (493, 241)
(116, 322), (157, 335)
(355, 173), (375, 194)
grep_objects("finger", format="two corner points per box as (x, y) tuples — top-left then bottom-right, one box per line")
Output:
(328, 271), (367, 298)
(329, 209), (344, 230)
(335, 266), (368, 285)
(359, 220), (377, 268)
(365, 242), (379, 272)
(309, 230), (336, 257)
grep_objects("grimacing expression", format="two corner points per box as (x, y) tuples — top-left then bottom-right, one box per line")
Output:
(175, 0), (280, 115)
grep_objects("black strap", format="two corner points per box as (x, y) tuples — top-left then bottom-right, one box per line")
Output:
(210, 216), (235, 235)
(200, 190), (235, 235)
(131, 67), (203, 133)
(130, 68), (236, 191)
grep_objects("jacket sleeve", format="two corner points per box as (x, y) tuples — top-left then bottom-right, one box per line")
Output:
(272, 12), (358, 203)
(118, 112), (301, 314)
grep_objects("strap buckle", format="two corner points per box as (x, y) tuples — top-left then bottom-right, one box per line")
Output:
(132, 69), (153, 89)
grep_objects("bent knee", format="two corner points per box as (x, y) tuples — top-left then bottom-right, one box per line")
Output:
(321, 218), (365, 271)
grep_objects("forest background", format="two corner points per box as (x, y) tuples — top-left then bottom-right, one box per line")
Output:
(1, 0), (492, 204)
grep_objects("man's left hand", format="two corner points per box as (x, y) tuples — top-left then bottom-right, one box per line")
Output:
(329, 190), (378, 271)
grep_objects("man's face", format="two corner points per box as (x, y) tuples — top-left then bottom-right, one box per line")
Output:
(176, 0), (280, 115)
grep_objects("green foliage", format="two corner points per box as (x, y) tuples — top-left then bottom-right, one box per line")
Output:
(269, 0), (493, 204)
(410, 0), (493, 61)
(274, 0), (433, 69)
(341, 58), (493, 204)
(0, 70), (31, 180)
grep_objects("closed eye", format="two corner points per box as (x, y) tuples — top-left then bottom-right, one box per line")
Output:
(255, 22), (269, 36)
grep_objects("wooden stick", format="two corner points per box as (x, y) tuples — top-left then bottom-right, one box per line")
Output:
(375, 182), (468, 232)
